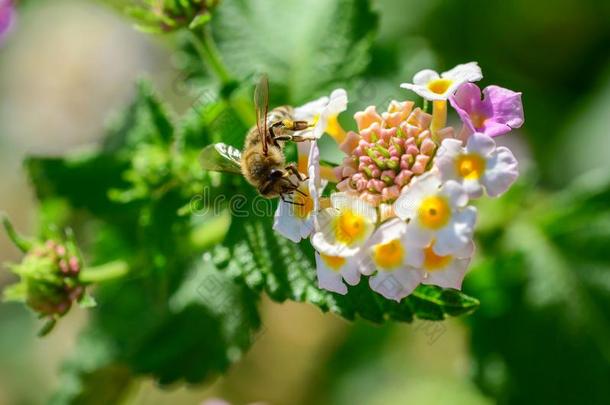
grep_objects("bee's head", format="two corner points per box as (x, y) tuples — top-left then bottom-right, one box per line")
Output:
(258, 169), (298, 199)
(269, 168), (285, 179)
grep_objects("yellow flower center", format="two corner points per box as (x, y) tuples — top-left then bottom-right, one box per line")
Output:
(456, 153), (486, 180)
(470, 112), (487, 129)
(325, 114), (346, 143)
(293, 192), (314, 219)
(427, 78), (453, 95)
(418, 196), (451, 229)
(320, 254), (346, 271)
(335, 209), (368, 244)
(423, 244), (452, 271)
(372, 239), (404, 270)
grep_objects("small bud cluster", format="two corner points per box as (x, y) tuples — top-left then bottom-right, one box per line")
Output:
(134, 0), (221, 33)
(8, 239), (84, 317)
(335, 101), (453, 206)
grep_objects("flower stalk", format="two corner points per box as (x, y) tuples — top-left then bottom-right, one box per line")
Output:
(430, 100), (447, 140)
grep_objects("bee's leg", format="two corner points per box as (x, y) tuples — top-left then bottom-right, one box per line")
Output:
(285, 163), (306, 182)
(273, 132), (317, 143)
(281, 119), (310, 131)
(268, 124), (281, 147)
(284, 175), (300, 189)
(272, 135), (294, 142)
(281, 193), (304, 206)
(293, 187), (307, 196)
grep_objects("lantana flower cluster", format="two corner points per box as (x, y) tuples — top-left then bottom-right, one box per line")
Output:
(274, 62), (523, 301)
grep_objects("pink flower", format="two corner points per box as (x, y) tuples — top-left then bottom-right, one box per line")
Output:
(449, 83), (524, 138)
(0, 0), (15, 43)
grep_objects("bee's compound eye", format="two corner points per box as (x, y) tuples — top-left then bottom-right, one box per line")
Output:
(270, 169), (284, 179)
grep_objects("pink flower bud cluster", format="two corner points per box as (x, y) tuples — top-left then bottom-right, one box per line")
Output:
(27, 240), (84, 316)
(334, 101), (453, 206)
(32, 240), (82, 276)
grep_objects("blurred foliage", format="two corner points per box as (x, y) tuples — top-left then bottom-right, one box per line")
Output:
(464, 172), (610, 403)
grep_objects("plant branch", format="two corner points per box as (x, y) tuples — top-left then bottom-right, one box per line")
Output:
(80, 260), (129, 284)
(188, 25), (233, 86)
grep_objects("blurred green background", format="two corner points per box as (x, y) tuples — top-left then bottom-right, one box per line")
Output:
(1, 0), (609, 404)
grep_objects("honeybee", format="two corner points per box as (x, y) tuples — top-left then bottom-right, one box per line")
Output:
(200, 75), (312, 202)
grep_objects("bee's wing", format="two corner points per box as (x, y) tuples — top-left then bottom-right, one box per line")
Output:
(199, 143), (242, 174)
(254, 74), (270, 156)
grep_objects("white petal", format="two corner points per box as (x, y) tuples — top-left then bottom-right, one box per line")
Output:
(440, 180), (469, 208)
(394, 172), (442, 220)
(423, 257), (471, 289)
(436, 155), (459, 183)
(315, 253), (348, 294)
(462, 178), (484, 199)
(437, 138), (463, 159)
(369, 268), (423, 301)
(311, 209), (364, 257)
(405, 219), (435, 248)
(404, 241), (424, 268)
(481, 146), (519, 197)
(455, 240), (476, 258)
(434, 206), (477, 255)
(299, 217), (315, 240)
(307, 141), (323, 209)
(400, 83), (447, 101)
(294, 96), (329, 121)
(441, 62), (483, 83)
(328, 88), (348, 115)
(312, 118), (328, 139)
(357, 253), (376, 276)
(273, 201), (306, 243)
(412, 69), (440, 86)
(331, 192), (378, 223)
(367, 218), (407, 245)
(341, 259), (362, 286)
(466, 132), (496, 157)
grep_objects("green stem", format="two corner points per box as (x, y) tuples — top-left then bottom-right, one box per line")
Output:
(80, 260), (129, 284)
(188, 26), (253, 127)
(189, 26), (232, 86)
(1, 214), (32, 253)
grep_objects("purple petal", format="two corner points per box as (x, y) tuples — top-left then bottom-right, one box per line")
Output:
(449, 83), (489, 133)
(480, 120), (512, 137)
(451, 83), (483, 113)
(482, 85), (524, 131)
(0, 0), (14, 41)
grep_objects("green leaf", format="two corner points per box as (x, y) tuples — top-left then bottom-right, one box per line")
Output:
(102, 79), (174, 153)
(215, 181), (478, 324)
(189, 11), (212, 30)
(55, 258), (261, 396)
(211, 0), (378, 103)
(130, 259), (261, 385)
(2, 283), (26, 302)
(77, 293), (97, 309)
(1, 214), (33, 253)
(25, 153), (131, 219)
